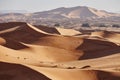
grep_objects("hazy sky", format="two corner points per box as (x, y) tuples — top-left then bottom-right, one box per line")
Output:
(0, 0), (120, 13)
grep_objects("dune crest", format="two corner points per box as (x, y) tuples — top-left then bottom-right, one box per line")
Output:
(0, 37), (6, 45)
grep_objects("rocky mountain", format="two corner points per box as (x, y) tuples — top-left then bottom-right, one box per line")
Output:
(32, 6), (120, 19)
(0, 6), (120, 23)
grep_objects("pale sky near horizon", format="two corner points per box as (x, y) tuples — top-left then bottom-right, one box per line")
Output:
(0, 0), (120, 13)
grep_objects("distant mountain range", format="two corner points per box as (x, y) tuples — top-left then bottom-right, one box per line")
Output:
(0, 10), (29, 13)
(0, 6), (120, 22)
(32, 6), (120, 19)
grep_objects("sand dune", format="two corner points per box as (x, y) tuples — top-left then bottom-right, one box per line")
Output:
(55, 53), (120, 70)
(0, 43), (82, 64)
(20, 44), (82, 62)
(76, 39), (120, 59)
(56, 27), (81, 36)
(0, 22), (48, 44)
(1, 61), (120, 80)
(91, 31), (120, 44)
(27, 64), (120, 80)
(0, 26), (19, 34)
(0, 22), (26, 31)
(32, 35), (84, 50)
(34, 25), (60, 35)
(0, 37), (6, 45)
(0, 22), (120, 80)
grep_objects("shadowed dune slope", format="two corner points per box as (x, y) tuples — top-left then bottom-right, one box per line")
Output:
(0, 23), (49, 44)
(91, 31), (120, 44)
(0, 62), (51, 80)
(34, 25), (61, 34)
(0, 22), (26, 31)
(76, 39), (120, 59)
(3, 38), (29, 50)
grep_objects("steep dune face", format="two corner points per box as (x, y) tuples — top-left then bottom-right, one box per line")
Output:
(91, 31), (120, 44)
(0, 23), (48, 44)
(34, 25), (60, 34)
(77, 39), (120, 59)
(0, 62), (51, 80)
(0, 22), (26, 31)
(0, 22), (120, 80)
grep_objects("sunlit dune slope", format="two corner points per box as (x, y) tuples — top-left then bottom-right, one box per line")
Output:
(27, 64), (120, 80)
(56, 27), (81, 36)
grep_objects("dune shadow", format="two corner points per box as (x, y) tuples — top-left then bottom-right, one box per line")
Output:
(97, 70), (120, 80)
(0, 62), (51, 80)
(0, 74), (14, 80)
(77, 39), (120, 60)
(34, 25), (61, 34)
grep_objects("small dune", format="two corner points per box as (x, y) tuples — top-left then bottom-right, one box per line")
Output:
(56, 27), (81, 36)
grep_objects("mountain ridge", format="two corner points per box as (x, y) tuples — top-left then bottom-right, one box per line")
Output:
(0, 6), (120, 23)
(32, 6), (120, 19)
